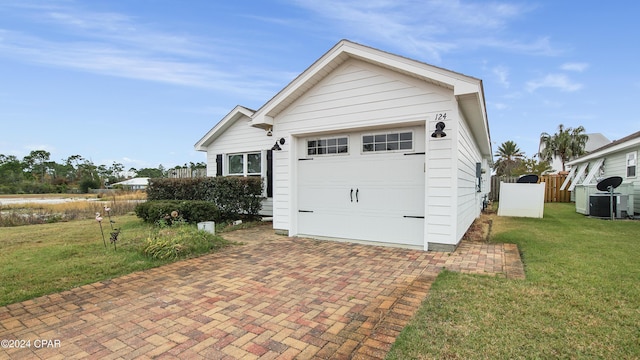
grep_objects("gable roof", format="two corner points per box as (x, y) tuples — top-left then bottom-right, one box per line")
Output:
(111, 177), (150, 187)
(250, 39), (491, 156)
(194, 105), (255, 151)
(194, 40), (491, 156)
(568, 130), (640, 165)
(583, 133), (611, 152)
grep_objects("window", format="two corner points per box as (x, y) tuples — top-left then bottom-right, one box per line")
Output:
(227, 154), (243, 175)
(247, 153), (261, 175)
(363, 131), (413, 152)
(307, 137), (348, 155)
(627, 151), (637, 178)
(227, 152), (261, 176)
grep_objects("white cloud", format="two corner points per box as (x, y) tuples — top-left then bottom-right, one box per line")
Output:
(561, 62), (589, 72)
(480, 36), (562, 56)
(287, 0), (542, 61)
(526, 74), (583, 92)
(492, 66), (510, 88)
(0, 4), (283, 100)
(493, 102), (508, 110)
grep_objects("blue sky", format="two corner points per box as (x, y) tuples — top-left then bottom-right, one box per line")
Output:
(1, 0), (639, 170)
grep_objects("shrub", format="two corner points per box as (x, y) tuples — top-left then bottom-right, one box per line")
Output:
(134, 200), (221, 224)
(79, 178), (101, 193)
(143, 222), (230, 260)
(21, 181), (55, 194)
(145, 177), (263, 219)
(211, 177), (263, 219)
(146, 178), (215, 201)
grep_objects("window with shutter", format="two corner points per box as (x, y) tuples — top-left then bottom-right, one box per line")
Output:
(627, 152), (637, 178)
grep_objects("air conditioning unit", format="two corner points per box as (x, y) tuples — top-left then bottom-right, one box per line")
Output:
(589, 194), (629, 219)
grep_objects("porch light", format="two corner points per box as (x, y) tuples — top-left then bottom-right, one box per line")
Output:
(271, 137), (285, 151)
(431, 122), (447, 138)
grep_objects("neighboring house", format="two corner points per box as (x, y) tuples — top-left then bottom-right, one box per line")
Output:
(562, 131), (640, 216)
(110, 177), (150, 190)
(195, 40), (492, 251)
(538, 133), (611, 173)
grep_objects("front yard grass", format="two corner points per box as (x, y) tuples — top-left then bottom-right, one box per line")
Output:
(0, 215), (232, 307)
(387, 203), (640, 359)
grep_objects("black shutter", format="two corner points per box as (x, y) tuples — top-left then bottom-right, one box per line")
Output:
(216, 154), (223, 176)
(476, 162), (482, 192)
(266, 150), (273, 198)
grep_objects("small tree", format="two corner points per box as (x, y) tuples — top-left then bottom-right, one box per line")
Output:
(22, 150), (51, 183)
(539, 124), (589, 172)
(512, 157), (553, 177)
(493, 140), (525, 176)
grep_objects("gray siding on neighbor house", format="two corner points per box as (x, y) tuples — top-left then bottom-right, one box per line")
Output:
(573, 144), (640, 215)
(599, 146), (639, 214)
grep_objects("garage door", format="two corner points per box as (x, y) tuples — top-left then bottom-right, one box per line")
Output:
(297, 127), (425, 247)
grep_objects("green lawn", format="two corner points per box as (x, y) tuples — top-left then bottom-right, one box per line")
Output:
(0, 215), (232, 307)
(387, 203), (640, 359)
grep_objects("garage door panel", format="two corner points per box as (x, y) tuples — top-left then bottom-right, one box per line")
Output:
(298, 211), (423, 246)
(297, 127), (425, 247)
(354, 185), (424, 215)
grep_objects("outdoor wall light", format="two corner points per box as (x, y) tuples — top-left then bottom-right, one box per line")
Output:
(431, 121), (447, 138)
(271, 137), (285, 151)
(266, 128), (273, 137)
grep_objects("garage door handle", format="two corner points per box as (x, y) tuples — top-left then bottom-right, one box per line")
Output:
(356, 188), (359, 202)
(350, 188), (353, 202)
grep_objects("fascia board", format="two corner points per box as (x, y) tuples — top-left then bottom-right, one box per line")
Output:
(568, 137), (640, 165)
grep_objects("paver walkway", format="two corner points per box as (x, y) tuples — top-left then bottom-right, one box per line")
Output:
(0, 223), (524, 359)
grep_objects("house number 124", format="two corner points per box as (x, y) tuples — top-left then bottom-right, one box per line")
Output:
(435, 113), (447, 120)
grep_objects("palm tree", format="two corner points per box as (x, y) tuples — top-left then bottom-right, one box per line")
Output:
(539, 124), (588, 172)
(494, 140), (525, 176)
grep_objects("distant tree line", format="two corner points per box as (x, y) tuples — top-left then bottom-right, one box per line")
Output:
(0, 150), (205, 194)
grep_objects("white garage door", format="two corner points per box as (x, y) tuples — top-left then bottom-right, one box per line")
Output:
(297, 127), (425, 247)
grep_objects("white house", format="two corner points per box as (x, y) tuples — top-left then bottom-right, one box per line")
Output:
(563, 131), (639, 216)
(110, 177), (150, 190)
(195, 40), (492, 251)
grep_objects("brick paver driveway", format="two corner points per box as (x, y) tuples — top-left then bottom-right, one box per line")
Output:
(1, 223), (523, 359)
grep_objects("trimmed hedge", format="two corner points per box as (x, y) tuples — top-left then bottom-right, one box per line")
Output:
(146, 178), (215, 201)
(140, 177), (263, 221)
(134, 200), (221, 224)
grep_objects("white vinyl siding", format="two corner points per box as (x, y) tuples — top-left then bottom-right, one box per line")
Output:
(424, 119), (455, 247)
(275, 60), (452, 135)
(273, 149), (290, 230)
(456, 110), (484, 242)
